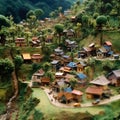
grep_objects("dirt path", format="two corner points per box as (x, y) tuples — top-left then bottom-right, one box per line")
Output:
(44, 88), (120, 108)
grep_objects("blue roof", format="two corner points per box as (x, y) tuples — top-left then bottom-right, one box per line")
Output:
(64, 87), (72, 92)
(108, 51), (113, 55)
(104, 45), (111, 51)
(77, 73), (87, 80)
(67, 62), (77, 68)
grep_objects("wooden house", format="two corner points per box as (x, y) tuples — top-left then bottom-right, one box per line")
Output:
(54, 47), (64, 56)
(15, 38), (26, 47)
(72, 90), (83, 102)
(97, 47), (107, 58)
(71, 16), (76, 22)
(55, 72), (64, 79)
(61, 55), (72, 66)
(41, 77), (50, 86)
(86, 86), (103, 99)
(76, 73), (87, 84)
(90, 75), (110, 90)
(107, 69), (120, 86)
(59, 67), (72, 73)
(30, 37), (40, 47)
(65, 39), (78, 51)
(57, 92), (73, 103)
(32, 69), (45, 79)
(31, 54), (43, 62)
(31, 69), (45, 87)
(103, 41), (113, 57)
(51, 60), (60, 71)
(77, 61), (87, 72)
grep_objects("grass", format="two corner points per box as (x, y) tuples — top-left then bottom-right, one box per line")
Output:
(0, 102), (6, 115)
(32, 88), (104, 119)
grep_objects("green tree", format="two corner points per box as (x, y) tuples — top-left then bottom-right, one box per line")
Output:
(0, 58), (14, 82)
(0, 15), (10, 46)
(0, 27), (9, 46)
(0, 15), (10, 29)
(26, 10), (35, 19)
(54, 24), (64, 44)
(82, 15), (89, 27)
(14, 55), (23, 80)
(34, 9), (44, 20)
(96, 15), (107, 45)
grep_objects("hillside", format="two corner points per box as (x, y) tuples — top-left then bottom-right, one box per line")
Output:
(0, 0), (71, 22)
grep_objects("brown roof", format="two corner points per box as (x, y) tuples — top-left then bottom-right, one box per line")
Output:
(90, 75), (110, 86)
(72, 90), (83, 96)
(99, 47), (107, 53)
(59, 67), (71, 72)
(22, 53), (31, 60)
(57, 92), (64, 99)
(57, 92), (73, 101)
(41, 77), (50, 83)
(64, 92), (73, 100)
(86, 86), (103, 95)
(65, 74), (74, 79)
(31, 54), (43, 59)
(32, 37), (38, 41)
(16, 38), (25, 41)
(83, 47), (91, 52)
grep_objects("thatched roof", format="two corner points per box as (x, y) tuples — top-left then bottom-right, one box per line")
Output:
(22, 53), (31, 60)
(90, 75), (110, 86)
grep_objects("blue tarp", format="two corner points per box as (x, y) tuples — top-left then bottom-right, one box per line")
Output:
(67, 62), (77, 68)
(64, 87), (72, 92)
(77, 73), (87, 80)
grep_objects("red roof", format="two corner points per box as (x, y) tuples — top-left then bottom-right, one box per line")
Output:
(72, 90), (83, 96)
(86, 86), (103, 95)
(105, 41), (112, 46)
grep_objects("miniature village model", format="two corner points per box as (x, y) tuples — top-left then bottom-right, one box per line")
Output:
(0, 0), (120, 120)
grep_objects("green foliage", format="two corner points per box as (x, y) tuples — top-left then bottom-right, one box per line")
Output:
(102, 60), (114, 72)
(45, 71), (55, 82)
(14, 55), (23, 69)
(0, 0), (71, 22)
(0, 58), (14, 81)
(34, 9), (44, 19)
(31, 63), (41, 74)
(54, 24), (64, 34)
(34, 109), (43, 120)
(0, 15), (10, 29)
(42, 62), (51, 72)
(18, 97), (40, 120)
(96, 15), (107, 26)
(26, 10), (35, 19)
(0, 102), (6, 114)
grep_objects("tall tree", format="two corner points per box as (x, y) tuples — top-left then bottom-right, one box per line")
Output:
(54, 24), (64, 44)
(34, 9), (44, 20)
(96, 15), (107, 45)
